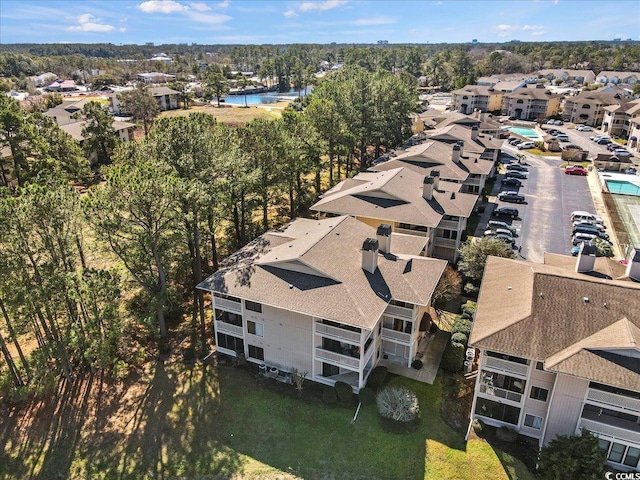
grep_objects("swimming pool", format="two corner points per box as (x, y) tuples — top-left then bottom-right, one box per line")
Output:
(606, 179), (640, 196)
(503, 127), (542, 140)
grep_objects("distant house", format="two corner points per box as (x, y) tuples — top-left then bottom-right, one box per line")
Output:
(468, 249), (640, 475)
(149, 86), (180, 111)
(136, 72), (176, 84)
(501, 85), (561, 121)
(45, 79), (78, 92)
(29, 72), (57, 87)
(59, 119), (135, 165)
(537, 69), (596, 86)
(149, 53), (172, 64)
(596, 71), (640, 86)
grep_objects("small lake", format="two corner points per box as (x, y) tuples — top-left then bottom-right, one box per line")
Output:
(222, 88), (312, 106)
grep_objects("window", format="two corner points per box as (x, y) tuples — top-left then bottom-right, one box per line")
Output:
(523, 414), (542, 430)
(598, 439), (611, 455)
(247, 320), (263, 337)
(529, 386), (549, 402)
(442, 229), (458, 240)
(248, 345), (264, 361)
(213, 292), (241, 303)
(397, 223), (428, 233)
(216, 309), (242, 326)
(217, 332), (244, 353)
(245, 300), (262, 313)
(535, 361), (544, 370)
(609, 443), (626, 463)
(624, 447), (640, 468)
(486, 351), (529, 365)
(474, 397), (521, 425)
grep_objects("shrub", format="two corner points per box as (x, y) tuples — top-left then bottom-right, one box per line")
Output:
(358, 387), (376, 406)
(411, 359), (423, 370)
(451, 332), (468, 345)
(461, 302), (477, 317)
(376, 386), (419, 423)
(334, 381), (354, 403)
(460, 311), (472, 321)
(464, 282), (479, 295)
(472, 418), (484, 435)
(497, 426), (518, 442)
(452, 317), (473, 337)
(322, 386), (337, 405)
(367, 365), (387, 390)
(441, 341), (465, 372)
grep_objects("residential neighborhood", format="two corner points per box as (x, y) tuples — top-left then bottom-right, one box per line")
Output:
(1, 3), (640, 478)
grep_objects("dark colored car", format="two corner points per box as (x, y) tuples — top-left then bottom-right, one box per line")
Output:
(487, 220), (517, 234)
(492, 206), (519, 219)
(505, 171), (528, 179)
(498, 191), (526, 203)
(501, 178), (523, 187)
(506, 164), (529, 172)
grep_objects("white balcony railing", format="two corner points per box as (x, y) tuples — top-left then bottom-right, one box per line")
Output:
(484, 356), (529, 377)
(579, 418), (640, 445)
(315, 323), (361, 343)
(214, 297), (242, 314)
(586, 389), (640, 414)
(315, 347), (360, 369)
(384, 304), (414, 319)
(215, 321), (243, 337)
(381, 327), (412, 343)
(479, 383), (523, 403)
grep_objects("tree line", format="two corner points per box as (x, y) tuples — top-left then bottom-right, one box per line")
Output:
(0, 65), (416, 400)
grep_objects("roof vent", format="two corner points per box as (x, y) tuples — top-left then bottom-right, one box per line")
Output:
(583, 297), (589, 303)
(451, 192), (456, 199)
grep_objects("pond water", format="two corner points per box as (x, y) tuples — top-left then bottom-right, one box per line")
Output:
(222, 88), (311, 106)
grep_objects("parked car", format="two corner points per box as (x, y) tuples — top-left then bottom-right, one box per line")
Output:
(571, 211), (603, 224)
(556, 134), (570, 142)
(572, 233), (597, 245)
(507, 137), (521, 145)
(506, 164), (529, 172)
(498, 191), (526, 203)
(613, 149), (631, 157)
(517, 141), (535, 150)
(591, 135), (606, 141)
(573, 220), (606, 230)
(576, 125), (592, 131)
(596, 138), (612, 145)
(484, 228), (516, 239)
(571, 245), (581, 256)
(573, 225), (609, 240)
(501, 178), (523, 187)
(563, 144), (582, 150)
(505, 171), (528, 179)
(564, 165), (588, 175)
(607, 143), (619, 151)
(485, 232), (516, 246)
(552, 120), (564, 125)
(487, 220), (517, 234)
(492, 206), (519, 219)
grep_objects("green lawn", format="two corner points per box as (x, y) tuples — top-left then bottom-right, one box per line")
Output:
(0, 361), (535, 480)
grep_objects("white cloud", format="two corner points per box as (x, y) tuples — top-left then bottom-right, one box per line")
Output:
(188, 11), (232, 24)
(523, 25), (544, 31)
(119, 27), (127, 32)
(492, 24), (548, 38)
(66, 13), (116, 32)
(189, 2), (212, 11)
(216, 0), (231, 8)
(531, 29), (546, 36)
(284, 9), (298, 18)
(137, 0), (189, 14)
(299, 0), (348, 12)
(353, 16), (396, 26)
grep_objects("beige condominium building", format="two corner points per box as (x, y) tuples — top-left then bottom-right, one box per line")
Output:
(452, 85), (503, 114)
(311, 167), (476, 263)
(198, 215), (447, 392)
(562, 91), (629, 127)
(501, 85), (562, 121)
(468, 245), (640, 472)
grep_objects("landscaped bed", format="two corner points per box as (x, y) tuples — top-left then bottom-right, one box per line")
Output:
(0, 357), (535, 479)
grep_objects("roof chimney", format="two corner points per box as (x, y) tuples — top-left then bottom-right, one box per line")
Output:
(575, 241), (597, 273)
(376, 224), (392, 254)
(452, 145), (461, 163)
(422, 176), (434, 200)
(432, 170), (440, 190)
(471, 125), (479, 141)
(362, 238), (379, 274)
(626, 248), (640, 281)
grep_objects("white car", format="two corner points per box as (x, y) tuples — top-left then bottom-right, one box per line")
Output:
(576, 125), (592, 131)
(517, 141), (535, 150)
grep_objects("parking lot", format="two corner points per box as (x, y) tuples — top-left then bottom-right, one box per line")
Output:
(482, 144), (597, 263)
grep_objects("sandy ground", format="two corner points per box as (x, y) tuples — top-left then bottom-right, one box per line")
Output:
(159, 102), (287, 126)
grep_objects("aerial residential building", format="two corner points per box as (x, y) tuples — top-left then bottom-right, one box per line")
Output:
(602, 99), (640, 138)
(537, 69), (596, 85)
(596, 71), (640, 86)
(501, 85), (561, 121)
(136, 72), (176, 84)
(149, 86), (180, 111)
(197, 215), (447, 391)
(311, 167), (476, 262)
(562, 91), (628, 127)
(452, 85), (503, 114)
(628, 119), (640, 154)
(468, 246), (640, 472)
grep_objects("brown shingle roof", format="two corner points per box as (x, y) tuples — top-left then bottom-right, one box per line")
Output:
(198, 216), (447, 329)
(470, 255), (640, 391)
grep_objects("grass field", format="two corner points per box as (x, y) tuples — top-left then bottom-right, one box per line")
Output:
(0, 357), (535, 480)
(159, 103), (286, 126)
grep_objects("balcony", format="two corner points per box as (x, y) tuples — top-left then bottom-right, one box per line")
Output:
(384, 304), (414, 319)
(214, 297), (242, 313)
(215, 321), (243, 337)
(315, 323), (361, 343)
(381, 327), (412, 343)
(434, 237), (458, 248)
(315, 347), (360, 369)
(578, 416), (640, 445)
(479, 383), (523, 403)
(586, 388), (640, 414)
(438, 219), (459, 230)
(484, 356), (529, 377)
(394, 227), (428, 237)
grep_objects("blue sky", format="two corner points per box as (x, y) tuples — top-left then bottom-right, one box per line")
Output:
(1, 0), (639, 45)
